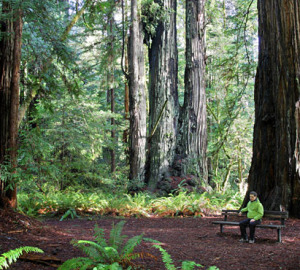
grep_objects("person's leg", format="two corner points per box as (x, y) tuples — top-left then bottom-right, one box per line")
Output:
(249, 219), (261, 242)
(239, 219), (251, 240)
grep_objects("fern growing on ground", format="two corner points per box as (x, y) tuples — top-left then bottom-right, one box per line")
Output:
(153, 245), (219, 270)
(0, 246), (44, 270)
(58, 221), (156, 270)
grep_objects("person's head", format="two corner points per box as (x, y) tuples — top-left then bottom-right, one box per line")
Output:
(249, 191), (258, 202)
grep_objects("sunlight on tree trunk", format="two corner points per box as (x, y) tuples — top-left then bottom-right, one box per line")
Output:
(128, 0), (147, 183)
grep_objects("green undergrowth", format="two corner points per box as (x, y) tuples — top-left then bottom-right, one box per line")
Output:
(58, 220), (219, 270)
(18, 190), (243, 219)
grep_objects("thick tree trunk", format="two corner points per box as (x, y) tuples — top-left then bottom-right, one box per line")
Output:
(176, 0), (208, 184)
(147, 0), (179, 190)
(0, 3), (23, 208)
(246, 0), (300, 217)
(128, 0), (147, 182)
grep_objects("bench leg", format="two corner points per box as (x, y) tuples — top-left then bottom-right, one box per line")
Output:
(220, 224), (223, 233)
(277, 228), (281, 243)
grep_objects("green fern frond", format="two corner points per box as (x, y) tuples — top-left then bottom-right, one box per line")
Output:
(103, 247), (119, 263)
(108, 221), (128, 250)
(58, 257), (95, 270)
(181, 261), (203, 270)
(153, 245), (176, 270)
(80, 245), (101, 261)
(142, 237), (161, 244)
(121, 234), (143, 257)
(75, 240), (107, 261)
(94, 224), (108, 248)
(105, 262), (123, 270)
(0, 246), (43, 270)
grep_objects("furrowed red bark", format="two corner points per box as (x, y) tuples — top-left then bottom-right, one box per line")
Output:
(0, 3), (23, 208)
(146, 0), (179, 190)
(246, 0), (300, 217)
(176, 0), (208, 185)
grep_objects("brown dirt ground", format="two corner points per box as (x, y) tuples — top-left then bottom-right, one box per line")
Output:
(0, 209), (300, 270)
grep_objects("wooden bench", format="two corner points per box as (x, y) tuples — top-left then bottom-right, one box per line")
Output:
(212, 210), (289, 243)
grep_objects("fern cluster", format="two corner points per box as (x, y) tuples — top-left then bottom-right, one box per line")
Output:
(153, 245), (219, 270)
(18, 190), (243, 218)
(0, 246), (44, 270)
(58, 221), (154, 270)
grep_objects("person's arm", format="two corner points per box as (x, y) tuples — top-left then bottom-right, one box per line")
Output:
(240, 205), (248, 213)
(254, 203), (264, 220)
(238, 204), (248, 216)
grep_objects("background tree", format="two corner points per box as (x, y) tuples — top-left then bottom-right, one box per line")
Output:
(245, 0), (300, 217)
(145, 0), (179, 190)
(107, 0), (116, 173)
(176, 0), (208, 184)
(128, 0), (147, 183)
(0, 0), (23, 208)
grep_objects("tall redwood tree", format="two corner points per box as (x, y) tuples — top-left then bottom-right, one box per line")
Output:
(0, 2), (23, 208)
(246, 0), (300, 217)
(176, 0), (208, 184)
(128, 0), (147, 182)
(146, 0), (179, 190)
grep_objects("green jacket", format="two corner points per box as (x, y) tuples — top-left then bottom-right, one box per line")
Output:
(241, 198), (264, 220)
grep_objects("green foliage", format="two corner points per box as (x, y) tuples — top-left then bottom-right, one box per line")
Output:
(0, 246), (43, 270)
(141, 0), (171, 43)
(60, 208), (79, 221)
(18, 189), (153, 217)
(151, 191), (242, 217)
(153, 245), (219, 270)
(205, 0), (258, 192)
(58, 221), (153, 270)
(17, 0), (129, 195)
(18, 190), (242, 218)
(18, 97), (127, 192)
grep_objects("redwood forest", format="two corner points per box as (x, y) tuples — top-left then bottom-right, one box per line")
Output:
(0, 0), (300, 269)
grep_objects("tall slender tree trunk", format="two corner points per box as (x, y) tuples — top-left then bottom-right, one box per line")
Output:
(147, 0), (179, 190)
(246, 0), (300, 217)
(107, 6), (116, 173)
(176, 0), (208, 184)
(123, 45), (129, 144)
(123, 0), (130, 146)
(128, 0), (147, 182)
(0, 3), (23, 208)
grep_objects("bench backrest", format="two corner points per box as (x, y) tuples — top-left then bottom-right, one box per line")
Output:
(221, 209), (289, 225)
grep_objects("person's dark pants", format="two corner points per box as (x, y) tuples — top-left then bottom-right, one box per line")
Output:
(239, 218), (261, 240)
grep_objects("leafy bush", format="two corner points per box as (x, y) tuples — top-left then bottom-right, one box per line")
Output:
(150, 191), (242, 217)
(0, 246), (43, 270)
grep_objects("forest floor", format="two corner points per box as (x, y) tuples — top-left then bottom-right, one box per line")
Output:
(0, 209), (300, 270)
